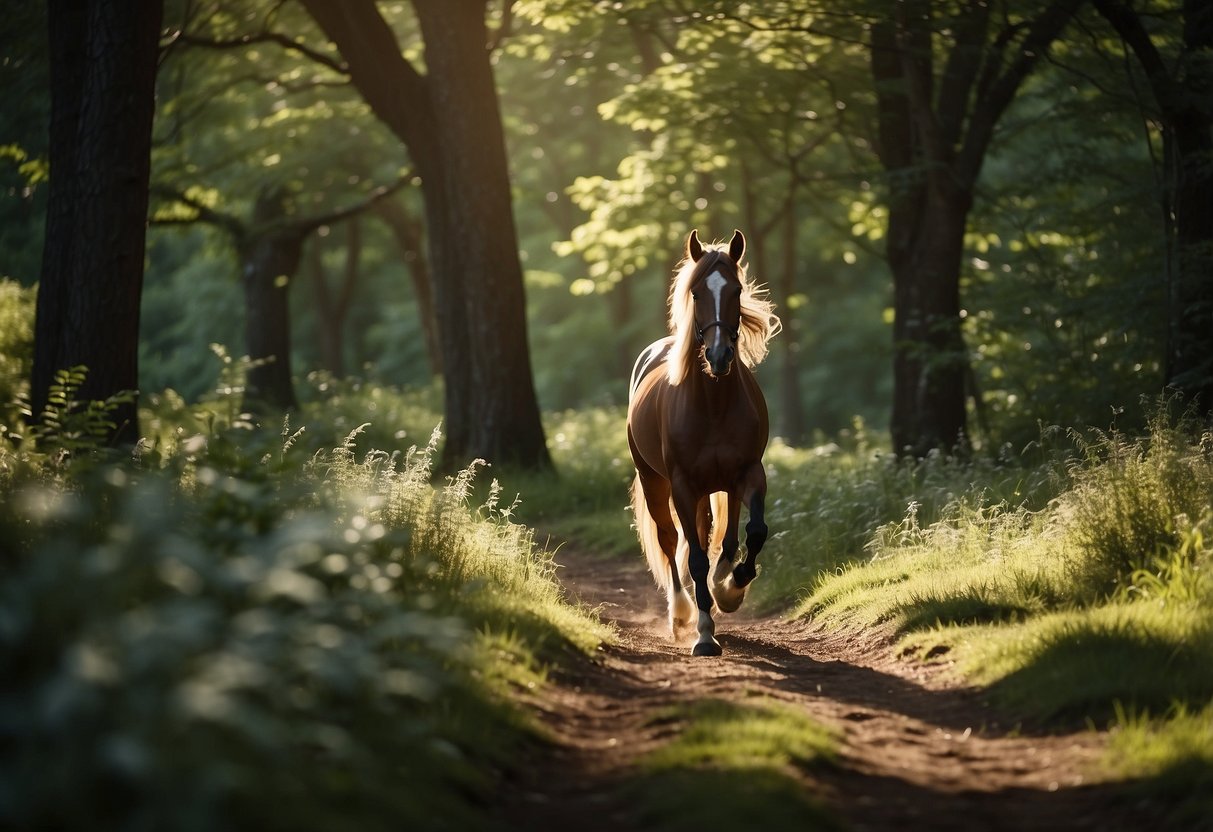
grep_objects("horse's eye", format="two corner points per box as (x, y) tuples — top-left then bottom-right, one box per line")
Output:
(691, 292), (699, 300)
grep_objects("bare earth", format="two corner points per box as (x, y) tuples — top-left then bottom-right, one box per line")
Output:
(500, 544), (1174, 832)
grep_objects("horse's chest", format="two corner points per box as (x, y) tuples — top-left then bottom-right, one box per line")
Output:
(674, 421), (760, 486)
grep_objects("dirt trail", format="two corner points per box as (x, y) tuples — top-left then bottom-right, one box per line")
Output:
(502, 545), (1161, 831)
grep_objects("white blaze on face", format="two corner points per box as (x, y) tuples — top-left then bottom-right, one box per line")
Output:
(705, 270), (727, 350)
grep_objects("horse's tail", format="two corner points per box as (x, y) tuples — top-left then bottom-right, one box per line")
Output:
(631, 473), (669, 590)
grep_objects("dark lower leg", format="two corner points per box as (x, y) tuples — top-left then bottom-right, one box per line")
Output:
(734, 493), (767, 588)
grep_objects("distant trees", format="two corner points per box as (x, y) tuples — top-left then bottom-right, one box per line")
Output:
(153, 1), (413, 415)
(153, 181), (405, 412)
(14, 0), (1207, 458)
(32, 0), (164, 444)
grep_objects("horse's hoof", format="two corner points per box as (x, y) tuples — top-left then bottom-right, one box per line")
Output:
(714, 588), (746, 614)
(692, 639), (722, 657)
(733, 562), (757, 589)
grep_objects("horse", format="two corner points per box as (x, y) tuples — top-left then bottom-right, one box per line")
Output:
(627, 229), (781, 656)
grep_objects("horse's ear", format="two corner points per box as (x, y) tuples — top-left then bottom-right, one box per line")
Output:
(687, 229), (704, 262)
(729, 229), (745, 263)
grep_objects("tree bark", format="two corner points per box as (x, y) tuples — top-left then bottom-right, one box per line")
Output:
(303, 0), (551, 469)
(374, 197), (442, 377)
(309, 219), (362, 379)
(1097, 0), (1213, 411)
(779, 198), (805, 444)
(32, 0), (163, 445)
(871, 1), (1082, 455)
(238, 188), (305, 413)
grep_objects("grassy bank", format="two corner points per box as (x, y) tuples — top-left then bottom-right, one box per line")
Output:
(485, 400), (1213, 824)
(0, 382), (609, 831)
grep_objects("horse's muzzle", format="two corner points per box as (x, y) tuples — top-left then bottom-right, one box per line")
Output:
(705, 343), (735, 377)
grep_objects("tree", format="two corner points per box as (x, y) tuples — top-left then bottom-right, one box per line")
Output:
(1094, 0), (1213, 413)
(301, 1), (552, 470)
(871, 0), (1085, 455)
(153, 180), (405, 412)
(373, 196), (442, 377)
(153, 2), (412, 413)
(31, 0), (164, 445)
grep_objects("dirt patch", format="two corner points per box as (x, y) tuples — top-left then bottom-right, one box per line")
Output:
(500, 545), (1164, 831)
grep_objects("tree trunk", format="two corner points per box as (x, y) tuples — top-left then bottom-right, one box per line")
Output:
(871, 3), (1080, 455)
(890, 185), (971, 454)
(778, 199), (805, 444)
(239, 188), (304, 413)
(303, 0), (551, 469)
(374, 197), (442, 377)
(1094, 0), (1213, 413)
(309, 237), (343, 378)
(32, 0), (163, 445)
(416, 2), (550, 469)
(309, 219), (363, 379)
(1168, 0), (1213, 409)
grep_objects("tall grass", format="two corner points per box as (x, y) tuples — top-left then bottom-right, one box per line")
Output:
(785, 407), (1213, 821)
(0, 391), (608, 831)
(484, 401), (1211, 821)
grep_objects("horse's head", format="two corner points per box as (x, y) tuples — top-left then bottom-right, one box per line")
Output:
(686, 229), (745, 378)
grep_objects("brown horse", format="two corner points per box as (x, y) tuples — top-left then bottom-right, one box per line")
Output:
(627, 229), (781, 656)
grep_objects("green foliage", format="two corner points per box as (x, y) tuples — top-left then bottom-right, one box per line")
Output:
(1, 365), (139, 475)
(627, 697), (841, 832)
(0, 402), (607, 831)
(775, 403), (1213, 819)
(1060, 407), (1213, 598)
(751, 434), (1058, 613)
(0, 277), (34, 426)
(1109, 702), (1213, 826)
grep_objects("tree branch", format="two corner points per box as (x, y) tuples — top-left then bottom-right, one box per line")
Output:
(936, 0), (991, 150)
(957, 0), (1084, 186)
(169, 30), (348, 74)
(287, 172), (414, 235)
(149, 185), (246, 241)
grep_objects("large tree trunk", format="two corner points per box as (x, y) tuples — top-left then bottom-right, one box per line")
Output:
(1169, 110), (1213, 407)
(872, 2), (1080, 455)
(238, 188), (304, 413)
(1168, 0), (1213, 409)
(32, 0), (163, 445)
(303, 0), (551, 469)
(414, 1), (550, 469)
(889, 185), (971, 454)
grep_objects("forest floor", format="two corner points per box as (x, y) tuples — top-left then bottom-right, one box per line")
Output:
(500, 542), (1172, 832)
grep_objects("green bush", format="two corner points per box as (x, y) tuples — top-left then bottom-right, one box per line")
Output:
(0, 277), (34, 427)
(0, 417), (606, 831)
(1060, 408), (1213, 599)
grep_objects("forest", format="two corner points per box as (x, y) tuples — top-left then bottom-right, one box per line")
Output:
(1, 1), (1211, 830)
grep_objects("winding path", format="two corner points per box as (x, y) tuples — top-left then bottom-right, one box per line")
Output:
(503, 545), (1160, 831)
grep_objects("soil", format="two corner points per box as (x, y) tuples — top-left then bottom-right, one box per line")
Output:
(499, 543), (1183, 832)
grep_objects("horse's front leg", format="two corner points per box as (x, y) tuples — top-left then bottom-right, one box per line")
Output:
(671, 474), (720, 656)
(711, 490), (746, 613)
(733, 462), (768, 589)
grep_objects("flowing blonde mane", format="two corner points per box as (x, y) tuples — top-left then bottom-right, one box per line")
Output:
(666, 243), (781, 386)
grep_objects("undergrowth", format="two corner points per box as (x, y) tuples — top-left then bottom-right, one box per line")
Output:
(0, 373), (609, 832)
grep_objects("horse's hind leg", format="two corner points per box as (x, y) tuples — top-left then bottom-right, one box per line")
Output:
(637, 468), (694, 639)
